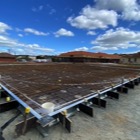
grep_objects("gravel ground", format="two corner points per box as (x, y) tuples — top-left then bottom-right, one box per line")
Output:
(0, 85), (140, 140)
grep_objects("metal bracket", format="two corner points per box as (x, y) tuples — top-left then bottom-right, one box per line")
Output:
(0, 100), (19, 113)
(15, 116), (37, 136)
(0, 90), (7, 98)
(58, 113), (72, 133)
(117, 86), (128, 93)
(92, 97), (107, 108)
(79, 103), (94, 117)
(124, 83), (134, 89)
(134, 79), (139, 85)
(106, 91), (119, 99)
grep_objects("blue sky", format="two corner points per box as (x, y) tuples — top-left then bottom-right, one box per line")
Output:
(0, 0), (140, 55)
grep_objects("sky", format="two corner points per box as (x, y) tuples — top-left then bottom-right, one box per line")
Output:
(0, 0), (140, 55)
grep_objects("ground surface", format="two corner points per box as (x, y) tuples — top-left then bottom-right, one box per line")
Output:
(0, 83), (140, 140)
(0, 63), (140, 116)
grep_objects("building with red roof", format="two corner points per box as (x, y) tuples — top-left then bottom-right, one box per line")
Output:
(58, 51), (121, 63)
(0, 53), (16, 62)
(120, 52), (140, 64)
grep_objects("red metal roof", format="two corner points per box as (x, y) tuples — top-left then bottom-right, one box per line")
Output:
(60, 51), (93, 57)
(0, 53), (15, 58)
(59, 51), (121, 59)
(121, 52), (140, 58)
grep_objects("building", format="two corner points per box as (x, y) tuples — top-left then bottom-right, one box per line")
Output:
(58, 51), (121, 63)
(35, 55), (52, 62)
(121, 52), (140, 64)
(0, 53), (16, 62)
(16, 55), (37, 62)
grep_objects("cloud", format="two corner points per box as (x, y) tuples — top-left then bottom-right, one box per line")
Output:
(0, 34), (55, 55)
(18, 34), (23, 37)
(74, 47), (89, 51)
(91, 27), (140, 51)
(39, 5), (43, 11)
(92, 46), (118, 51)
(49, 9), (56, 15)
(15, 28), (22, 32)
(32, 5), (44, 12)
(87, 31), (96, 35)
(95, 0), (140, 21)
(67, 5), (117, 30)
(122, 9), (140, 21)
(24, 28), (48, 36)
(95, 0), (136, 12)
(0, 22), (12, 34)
(0, 35), (24, 47)
(54, 28), (74, 37)
(26, 44), (54, 52)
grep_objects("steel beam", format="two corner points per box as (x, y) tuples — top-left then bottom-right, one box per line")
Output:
(0, 77), (139, 125)
(48, 77), (139, 117)
(0, 84), (42, 120)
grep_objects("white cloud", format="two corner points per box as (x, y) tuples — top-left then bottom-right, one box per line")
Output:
(92, 46), (118, 51)
(26, 44), (54, 52)
(74, 47), (89, 51)
(91, 27), (140, 51)
(122, 9), (140, 21)
(0, 35), (24, 47)
(92, 46), (109, 51)
(15, 28), (22, 32)
(18, 34), (23, 37)
(24, 28), (48, 36)
(67, 5), (117, 30)
(32, 5), (44, 12)
(95, 0), (140, 21)
(0, 22), (12, 34)
(87, 31), (96, 35)
(39, 5), (43, 11)
(54, 28), (74, 37)
(0, 34), (55, 55)
(95, 0), (136, 12)
(49, 9), (56, 15)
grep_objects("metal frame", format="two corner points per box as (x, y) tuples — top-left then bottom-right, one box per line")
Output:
(48, 77), (139, 116)
(0, 77), (140, 121)
(0, 83), (42, 120)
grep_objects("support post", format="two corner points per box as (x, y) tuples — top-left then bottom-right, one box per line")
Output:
(22, 107), (31, 135)
(58, 112), (65, 126)
(65, 117), (72, 133)
(15, 116), (37, 136)
(58, 112), (72, 133)
(0, 100), (19, 113)
(138, 77), (140, 83)
(106, 91), (119, 99)
(117, 86), (128, 93)
(124, 82), (134, 89)
(92, 97), (107, 108)
(0, 91), (7, 98)
(134, 79), (139, 85)
(38, 115), (55, 127)
(79, 103), (94, 117)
